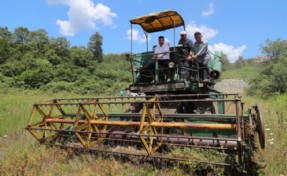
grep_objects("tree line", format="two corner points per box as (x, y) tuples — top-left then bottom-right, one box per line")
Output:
(0, 26), (131, 94)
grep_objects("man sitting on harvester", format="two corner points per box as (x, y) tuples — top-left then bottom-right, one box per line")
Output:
(189, 32), (211, 83)
(149, 36), (171, 83)
(178, 31), (211, 83)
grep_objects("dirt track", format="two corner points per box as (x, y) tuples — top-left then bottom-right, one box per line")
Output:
(214, 79), (247, 93)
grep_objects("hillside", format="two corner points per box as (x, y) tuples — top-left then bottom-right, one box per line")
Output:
(0, 27), (132, 96)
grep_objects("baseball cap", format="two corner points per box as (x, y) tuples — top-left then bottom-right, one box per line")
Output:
(180, 31), (187, 35)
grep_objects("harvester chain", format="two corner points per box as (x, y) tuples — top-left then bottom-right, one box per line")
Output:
(44, 143), (236, 168)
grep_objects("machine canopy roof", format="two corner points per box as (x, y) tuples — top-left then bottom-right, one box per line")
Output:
(130, 10), (185, 33)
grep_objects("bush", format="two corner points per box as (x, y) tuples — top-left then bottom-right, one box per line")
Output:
(21, 68), (54, 88)
(53, 65), (81, 82)
(247, 56), (287, 98)
(0, 61), (26, 76)
(0, 82), (10, 94)
(41, 81), (73, 93)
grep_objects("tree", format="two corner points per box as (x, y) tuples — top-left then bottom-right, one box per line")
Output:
(261, 39), (287, 61)
(70, 46), (93, 67)
(234, 56), (245, 68)
(248, 39), (287, 97)
(88, 32), (103, 62)
(0, 27), (12, 41)
(221, 53), (231, 71)
(50, 37), (70, 59)
(11, 27), (31, 59)
(28, 29), (49, 55)
(44, 49), (62, 65)
(0, 26), (132, 94)
(12, 27), (30, 45)
(0, 38), (9, 64)
(269, 56), (287, 93)
(0, 27), (12, 63)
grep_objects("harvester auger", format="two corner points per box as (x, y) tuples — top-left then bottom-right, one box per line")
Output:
(26, 10), (265, 174)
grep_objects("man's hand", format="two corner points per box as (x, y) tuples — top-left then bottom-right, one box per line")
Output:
(192, 55), (198, 59)
(157, 54), (163, 59)
(153, 54), (157, 60)
(153, 53), (164, 60)
(154, 54), (163, 60)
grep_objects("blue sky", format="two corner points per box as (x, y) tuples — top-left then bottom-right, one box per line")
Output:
(1, 0), (286, 62)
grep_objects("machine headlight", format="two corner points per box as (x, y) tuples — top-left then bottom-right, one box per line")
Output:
(133, 67), (139, 72)
(168, 62), (175, 68)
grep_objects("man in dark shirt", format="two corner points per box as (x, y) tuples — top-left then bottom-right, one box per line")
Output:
(178, 31), (193, 80)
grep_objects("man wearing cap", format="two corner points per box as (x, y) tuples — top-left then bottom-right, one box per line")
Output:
(178, 31), (194, 80)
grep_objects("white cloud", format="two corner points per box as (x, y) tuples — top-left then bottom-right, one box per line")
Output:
(201, 3), (215, 17)
(185, 21), (218, 40)
(209, 43), (246, 63)
(127, 29), (150, 43)
(48, 0), (117, 36)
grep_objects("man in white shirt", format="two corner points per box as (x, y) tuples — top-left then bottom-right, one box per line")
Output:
(150, 36), (170, 83)
(154, 36), (170, 61)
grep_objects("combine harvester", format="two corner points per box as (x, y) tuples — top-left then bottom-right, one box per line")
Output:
(26, 11), (265, 174)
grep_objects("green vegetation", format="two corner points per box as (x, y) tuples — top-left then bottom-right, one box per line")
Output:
(0, 27), (131, 95)
(220, 53), (262, 82)
(220, 64), (260, 82)
(217, 39), (287, 175)
(220, 38), (287, 98)
(247, 39), (287, 97)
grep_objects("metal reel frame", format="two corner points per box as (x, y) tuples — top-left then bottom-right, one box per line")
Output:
(254, 104), (265, 149)
(139, 97), (164, 155)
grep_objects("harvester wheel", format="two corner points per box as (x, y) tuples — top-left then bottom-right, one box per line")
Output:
(254, 104), (265, 149)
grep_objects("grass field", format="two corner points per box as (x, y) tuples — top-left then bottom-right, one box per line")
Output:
(0, 90), (185, 176)
(220, 65), (260, 82)
(0, 89), (286, 175)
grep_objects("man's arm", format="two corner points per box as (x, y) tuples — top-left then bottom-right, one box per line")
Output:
(153, 46), (159, 59)
(154, 44), (170, 60)
(188, 40), (194, 52)
(191, 43), (208, 60)
(187, 40), (194, 60)
(196, 42), (208, 57)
